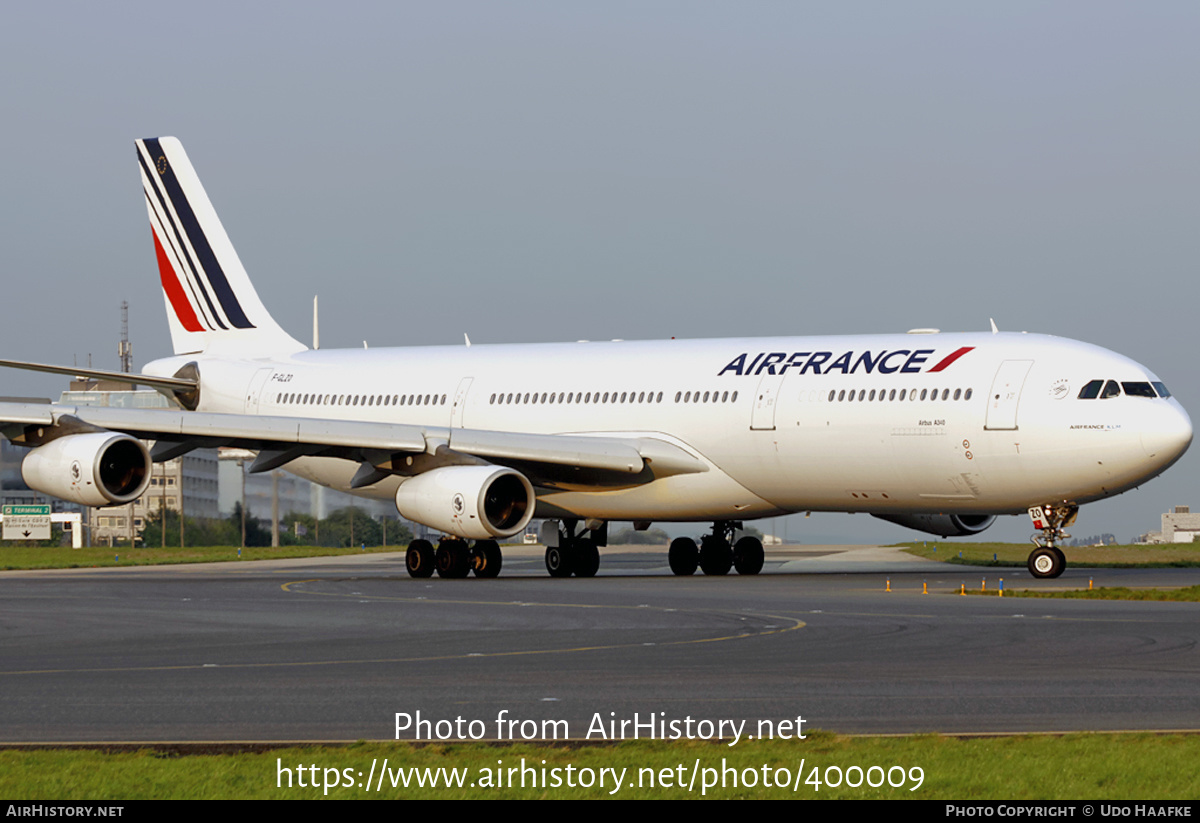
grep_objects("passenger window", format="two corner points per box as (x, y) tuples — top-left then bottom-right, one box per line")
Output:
(1078, 380), (1103, 399)
(1101, 380), (1121, 399)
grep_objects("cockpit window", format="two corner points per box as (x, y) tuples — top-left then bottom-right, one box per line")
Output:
(1153, 381), (1172, 398)
(1101, 380), (1121, 399)
(1078, 380), (1103, 399)
(1122, 382), (1157, 398)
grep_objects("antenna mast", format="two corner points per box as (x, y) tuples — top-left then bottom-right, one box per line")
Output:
(119, 301), (132, 373)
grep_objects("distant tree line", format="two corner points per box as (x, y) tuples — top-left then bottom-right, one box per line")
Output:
(1066, 533), (1117, 547)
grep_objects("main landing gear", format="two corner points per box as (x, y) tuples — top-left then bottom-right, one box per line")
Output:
(544, 519), (602, 578)
(669, 521), (764, 576)
(405, 537), (503, 579)
(1026, 504), (1078, 579)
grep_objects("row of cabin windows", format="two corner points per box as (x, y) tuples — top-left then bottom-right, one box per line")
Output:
(492, 390), (669, 405)
(276, 392), (448, 407)
(489, 390), (743, 405)
(829, 387), (974, 403)
(1077, 380), (1169, 400)
(676, 390), (738, 404)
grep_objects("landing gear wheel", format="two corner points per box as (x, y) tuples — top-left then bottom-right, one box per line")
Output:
(1027, 547), (1065, 579)
(573, 539), (600, 578)
(668, 537), (699, 576)
(699, 535), (733, 576)
(732, 536), (765, 575)
(406, 539), (434, 578)
(545, 545), (573, 578)
(472, 539), (502, 578)
(436, 539), (471, 579)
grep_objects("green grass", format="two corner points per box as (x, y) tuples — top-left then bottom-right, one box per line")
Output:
(0, 544), (400, 570)
(0, 733), (1197, 799)
(969, 584), (1200, 602)
(900, 541), (1200, 569)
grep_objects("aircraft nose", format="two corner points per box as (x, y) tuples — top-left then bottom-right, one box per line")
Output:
(1141, 402), (1193, 468)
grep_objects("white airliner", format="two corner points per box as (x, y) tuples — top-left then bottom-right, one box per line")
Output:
(0, 138), (1191, 580)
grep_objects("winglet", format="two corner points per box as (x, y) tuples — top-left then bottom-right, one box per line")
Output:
(137, 137), (305, 356)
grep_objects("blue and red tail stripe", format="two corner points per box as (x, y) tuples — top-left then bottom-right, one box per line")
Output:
(138, 138), (254, 330)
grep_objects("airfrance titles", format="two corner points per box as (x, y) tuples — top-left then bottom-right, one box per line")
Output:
(718, 347), (973, 378)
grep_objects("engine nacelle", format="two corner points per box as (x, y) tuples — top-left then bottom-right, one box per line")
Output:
(22, 432), (152, 507)
(395, 465), (535, 540)
(872, 512), (996, 537)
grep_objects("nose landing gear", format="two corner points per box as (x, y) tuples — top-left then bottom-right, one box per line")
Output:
(1026, 504), (1077, 579)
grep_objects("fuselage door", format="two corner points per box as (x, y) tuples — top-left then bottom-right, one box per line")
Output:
(984, 360), (1033, 430)
(452, 377), (473, 428)
(244, 367), (274, 414)
(751, 372), (787, 431)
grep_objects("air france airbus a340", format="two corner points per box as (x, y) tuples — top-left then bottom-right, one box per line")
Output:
(0, 138), (1190, 579)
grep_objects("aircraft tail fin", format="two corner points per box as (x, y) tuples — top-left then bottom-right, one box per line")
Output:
(136, 137), (305, 356)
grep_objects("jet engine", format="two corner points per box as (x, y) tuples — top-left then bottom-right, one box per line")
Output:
(395, 465), (535, 540)
(872, 513), (996, 537)
(22, 432), (152, 507)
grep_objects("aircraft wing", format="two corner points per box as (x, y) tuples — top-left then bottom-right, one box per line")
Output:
(0, 401), (705, 489)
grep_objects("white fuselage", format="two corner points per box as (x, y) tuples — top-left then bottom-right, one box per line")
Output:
(145, 330), (1193, 524)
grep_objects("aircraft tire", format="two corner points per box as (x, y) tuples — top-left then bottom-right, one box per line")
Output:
(1050, 547), (1066, 578)
(733, 536), (765, 575)
(574, 539), (600, 578)
(1027, 547), (1064, 579)
(472, 540), (503, 578)
(436, 539), (471, 579)
(406, 539), (435, 578)
(545, 545), (573, 578)
(668, 537), (698, 576)
(699, 535), (733, 576)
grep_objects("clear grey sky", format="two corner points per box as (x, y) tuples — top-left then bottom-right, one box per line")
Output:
(1, 2), (1197, 543)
